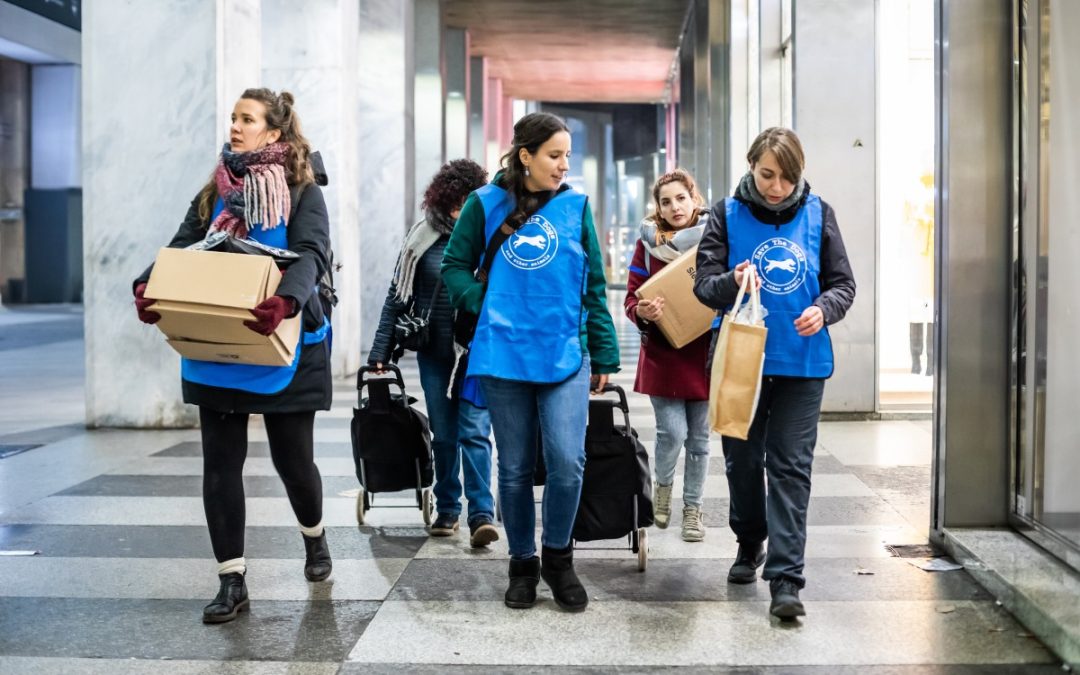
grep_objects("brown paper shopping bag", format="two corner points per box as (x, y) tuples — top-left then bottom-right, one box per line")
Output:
(708, 267), (767, 440)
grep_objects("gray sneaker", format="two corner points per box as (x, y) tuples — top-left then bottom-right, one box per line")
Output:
(681, 505), (706, 542)
(654, 483), (673, 529)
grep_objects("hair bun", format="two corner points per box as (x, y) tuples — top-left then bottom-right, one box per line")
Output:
(280, 91), (295, 106)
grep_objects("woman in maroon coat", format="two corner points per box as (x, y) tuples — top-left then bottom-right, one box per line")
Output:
(625, 169), (712, 542)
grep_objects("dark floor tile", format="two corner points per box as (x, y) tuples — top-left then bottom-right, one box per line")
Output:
(849, 465), (933, 497)
(342, 665), (1062, 674)
(0, 525), (426, 560)
(387, 557), (991, 603)
(0, 597), (378, 661)
(55, 474), (360, 498)
(701, 453), (847, 476)
(700, 496), (909, 527)
(0, 317), (82, 352)
(153, 441), (354, 458)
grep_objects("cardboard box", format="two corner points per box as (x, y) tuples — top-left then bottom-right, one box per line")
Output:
(634, 245), (716, 349)
(144, 247), (301, 366)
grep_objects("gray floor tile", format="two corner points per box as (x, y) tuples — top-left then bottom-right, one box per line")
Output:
(700, 496), (911, 527)
(388, 557), (992, 603)
(340, 666), (1064, 675)
(0, 658), (341, 675)
(0, 597), (378, 661)
(0, 557), (410, 601)
(346, 599), (1053, 666)
(55, 474), (361, 498)
(0, 524), (425, 559)
(153, 441), (354, 458)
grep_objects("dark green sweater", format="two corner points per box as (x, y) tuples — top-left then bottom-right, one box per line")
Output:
(441, 184), (620, 375)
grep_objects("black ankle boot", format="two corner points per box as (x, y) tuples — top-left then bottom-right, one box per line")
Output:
(303, 532), (332, 582)
(202, 572), (249, 624)
(505, 556), (540, 609)
(540, 545), (588, 612)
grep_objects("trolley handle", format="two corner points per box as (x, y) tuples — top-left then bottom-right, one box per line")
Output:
(357, 364), (406, 396)
(596, 383), (632, 430)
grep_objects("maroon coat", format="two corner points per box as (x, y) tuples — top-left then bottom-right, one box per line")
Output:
(625, 239), (712, 401)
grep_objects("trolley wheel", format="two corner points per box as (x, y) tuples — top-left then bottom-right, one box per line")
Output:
(356, 488), (370, 525)
(636, 528), (648, 572)
(422, 488), (434, 526)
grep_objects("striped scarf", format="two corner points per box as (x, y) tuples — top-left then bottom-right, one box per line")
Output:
(209, 142), (291, 238)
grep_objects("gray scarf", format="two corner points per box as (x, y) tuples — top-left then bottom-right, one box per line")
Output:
(392, 218), (443, 304)
(639, 210), (709, 263)
(736, 171), (806, 213)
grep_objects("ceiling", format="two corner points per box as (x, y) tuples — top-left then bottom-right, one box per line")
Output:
(443, 0), (689, 104)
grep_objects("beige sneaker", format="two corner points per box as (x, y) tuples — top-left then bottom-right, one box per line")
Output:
(653, 483), (673, 529)
(681, 505), (706, 542)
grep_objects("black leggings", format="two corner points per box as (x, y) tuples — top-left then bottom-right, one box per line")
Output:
(199, 407), (323, 562)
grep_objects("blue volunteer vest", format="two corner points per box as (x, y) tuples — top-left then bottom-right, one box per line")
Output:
(724, 194), (834, 378)
(181, 198), (330, 395)
(466, 183), (589, 384)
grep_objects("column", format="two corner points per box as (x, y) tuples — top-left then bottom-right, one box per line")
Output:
(262, 0), (362, 377)
(83, 0), (260, 427)
(413, 0), (444, 215)
(357, 0), (414, 356)
(468, 56), (486, 164)
(443, 28), (469, 161)
(793, 0), (876, 412)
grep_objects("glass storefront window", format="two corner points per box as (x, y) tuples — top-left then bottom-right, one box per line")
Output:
(1015, 0), (1080, 560)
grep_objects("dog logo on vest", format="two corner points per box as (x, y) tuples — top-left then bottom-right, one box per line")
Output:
(752, 237), (807, 295)
(501, 215), (559, 270)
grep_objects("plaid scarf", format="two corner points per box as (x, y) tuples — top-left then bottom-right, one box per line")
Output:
(209, 142), (291, 238)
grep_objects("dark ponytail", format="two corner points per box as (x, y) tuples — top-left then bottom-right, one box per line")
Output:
(499, 112), (570, 229)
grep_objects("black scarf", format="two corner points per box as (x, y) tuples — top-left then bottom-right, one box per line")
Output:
(735, 172), (811, 225)
(426, 208), (455, 235)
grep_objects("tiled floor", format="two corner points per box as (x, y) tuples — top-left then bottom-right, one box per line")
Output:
(0, 303), (1062, 672)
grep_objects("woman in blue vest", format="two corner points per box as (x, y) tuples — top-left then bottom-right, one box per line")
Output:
(694, 127), (856, 621)
(133, 88), (334, 624)
(442, 112), (620, 612)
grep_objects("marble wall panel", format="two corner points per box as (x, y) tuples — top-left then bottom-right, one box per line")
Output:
(262, 0), (362, 376)
(357, 0), (413, 356)
(83, 0), (259, 427)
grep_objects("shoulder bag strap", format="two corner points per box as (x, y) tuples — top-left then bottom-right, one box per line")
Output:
(476, 221), (518, 284)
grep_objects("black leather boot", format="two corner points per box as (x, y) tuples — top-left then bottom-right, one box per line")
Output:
(202, 572), (249, 624)
(505, 556), (540, 609)
(303, 532), (333, 582)
(727, 540), (766, 584)
(540, 545), (588, 612)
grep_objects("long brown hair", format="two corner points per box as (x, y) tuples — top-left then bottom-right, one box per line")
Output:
(498, 112), (570, 230)
(746, 127), (805, 183)
(196, 88), (315, 224)
(649, 168), (705, 242)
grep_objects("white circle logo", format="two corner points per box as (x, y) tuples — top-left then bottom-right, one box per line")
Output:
(501, 215), (559, 270)
(751, 237), (807, 295)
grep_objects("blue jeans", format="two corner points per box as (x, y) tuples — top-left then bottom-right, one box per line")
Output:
(416, 352), (494, 525)
(721, 376), (825, 588)
(481, 357), (591, 559)
(650, 397), (710, 507)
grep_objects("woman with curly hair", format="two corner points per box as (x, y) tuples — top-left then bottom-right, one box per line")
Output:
(368, 159), (498, 547)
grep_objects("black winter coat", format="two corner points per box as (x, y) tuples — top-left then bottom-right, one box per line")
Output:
(368, 233), (456, 364)
(135, 182), (333, 414)
(694, 184), (856, 326)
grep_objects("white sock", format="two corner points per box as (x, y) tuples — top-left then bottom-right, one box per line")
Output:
(300, 522), (324, 538)
(217, 557), (246, 576)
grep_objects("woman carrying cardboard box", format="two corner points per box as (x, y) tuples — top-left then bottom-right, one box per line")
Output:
(132, 88), (334, 624)
(693, 127), (856, 621)
(624, 169), (713, 543)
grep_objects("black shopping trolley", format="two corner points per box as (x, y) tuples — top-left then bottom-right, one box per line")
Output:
(350, 364), (434, 525)
(572, 384), (654, 571)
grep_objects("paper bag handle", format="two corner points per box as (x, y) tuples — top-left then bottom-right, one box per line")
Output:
(731, 265), (762, 324)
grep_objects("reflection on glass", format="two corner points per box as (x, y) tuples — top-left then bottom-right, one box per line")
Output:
(1035, 0), (1080, 549)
